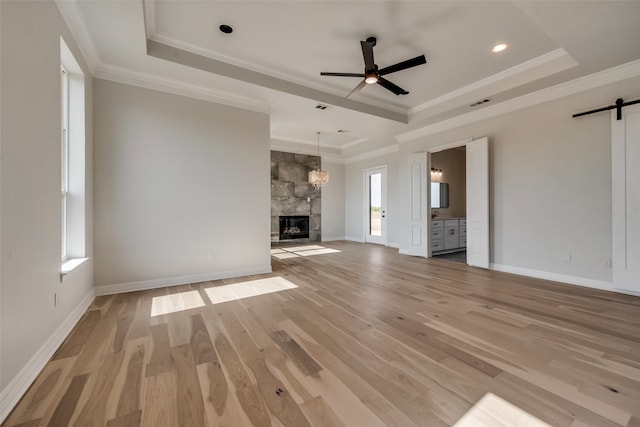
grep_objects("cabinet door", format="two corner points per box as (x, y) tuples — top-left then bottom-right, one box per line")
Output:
(444, 226), (459, 249)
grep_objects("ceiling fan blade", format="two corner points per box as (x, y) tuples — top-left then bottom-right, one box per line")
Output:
(347, 80), (367, 99)
(360, 40), (375, 69)
(320, 72), (365, 77)
(379, 55), (427, 76)
(377, 77), (409, 95)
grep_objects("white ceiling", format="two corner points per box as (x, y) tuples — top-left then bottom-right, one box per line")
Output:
(64, 0), (640, 157)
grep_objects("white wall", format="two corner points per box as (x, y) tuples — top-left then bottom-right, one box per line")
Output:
(321, 161), (345, 240)
(0, 0), (94, 397)
(346, 75), (640, 287)
(93, 79), (271, 291)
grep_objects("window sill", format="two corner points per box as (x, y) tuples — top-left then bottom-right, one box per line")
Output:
(60, 257), (88, 281)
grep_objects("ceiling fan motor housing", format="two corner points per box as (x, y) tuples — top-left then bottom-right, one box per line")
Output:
(320, 36), (425, 97)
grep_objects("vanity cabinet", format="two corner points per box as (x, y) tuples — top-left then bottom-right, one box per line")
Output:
(431, 220), (444, 251)
(432, 218), (466, 253)
(444, 220), (459, 249)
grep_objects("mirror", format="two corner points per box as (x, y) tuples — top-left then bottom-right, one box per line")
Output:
(431, 182), (449, 208)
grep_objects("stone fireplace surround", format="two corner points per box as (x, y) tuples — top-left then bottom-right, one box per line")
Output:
(271, 150), (321, 243)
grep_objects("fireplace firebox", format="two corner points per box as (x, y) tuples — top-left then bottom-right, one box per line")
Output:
(279, 216), (309, 240)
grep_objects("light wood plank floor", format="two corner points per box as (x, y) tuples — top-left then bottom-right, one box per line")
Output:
(4, 241), (640, 427)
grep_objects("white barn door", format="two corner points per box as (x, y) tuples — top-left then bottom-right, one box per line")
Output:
(466, 137), (489, 268)
(612, 104), (640, 293)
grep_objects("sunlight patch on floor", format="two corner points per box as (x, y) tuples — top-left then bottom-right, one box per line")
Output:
(151, 290), (205, 317)
(297, 248), (341, 256)
(453, 393), (550, 427)
(204, 276), (298, 305)
(271, 245), (341, 259)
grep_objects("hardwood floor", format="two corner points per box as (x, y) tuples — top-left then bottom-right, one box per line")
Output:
(4, 241), (640, 426)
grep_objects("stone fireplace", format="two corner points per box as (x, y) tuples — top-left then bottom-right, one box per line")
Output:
(271, 151), (321, 243)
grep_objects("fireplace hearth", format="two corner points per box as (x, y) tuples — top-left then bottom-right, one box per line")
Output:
(279, 216), (309, 240)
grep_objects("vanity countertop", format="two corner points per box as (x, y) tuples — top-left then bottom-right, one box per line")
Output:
(432, 217), (466, 221)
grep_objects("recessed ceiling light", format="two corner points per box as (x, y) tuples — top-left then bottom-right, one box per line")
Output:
(492, 43), (508, 53)
(219, 24), (233, 34)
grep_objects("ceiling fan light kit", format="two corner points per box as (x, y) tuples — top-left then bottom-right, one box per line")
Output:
(321, 36), (427, 98)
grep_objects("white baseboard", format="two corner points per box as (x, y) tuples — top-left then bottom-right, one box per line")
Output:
(388, 241), (400, 249)
(94, 265), (273, 296)
(0, 288), (95, 424)
(344, 236), (365, 243)
(399, 248), (426, 257)
(321, 236), (346, 242)
(490, 263), (616, 293)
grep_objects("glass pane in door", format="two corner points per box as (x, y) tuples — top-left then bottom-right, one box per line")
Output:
(369, 173), (382, 236)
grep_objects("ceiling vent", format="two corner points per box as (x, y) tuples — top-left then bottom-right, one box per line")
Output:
(470, 98), (492, 107)
(315, 104), (329, 110)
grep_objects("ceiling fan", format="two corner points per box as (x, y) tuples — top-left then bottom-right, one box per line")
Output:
(321, 37), (427, 98)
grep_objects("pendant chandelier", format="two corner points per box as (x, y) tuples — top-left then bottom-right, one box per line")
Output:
(308, 131), (329, 190)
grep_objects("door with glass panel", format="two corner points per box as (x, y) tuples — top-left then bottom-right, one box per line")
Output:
(365, 167), (387, 245)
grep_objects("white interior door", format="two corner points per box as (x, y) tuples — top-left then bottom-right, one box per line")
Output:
(612, 104), (640, 293)
(365, 166), (387, 245)
(466, 137), (489, 268)
(405, 152), (428, 256)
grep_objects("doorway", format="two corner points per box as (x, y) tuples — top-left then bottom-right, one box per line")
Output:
(406, 137), (489, 267)
(430, 146), (467, 263)
(430, 138), (488, 268)
(364, 166), (387, 245)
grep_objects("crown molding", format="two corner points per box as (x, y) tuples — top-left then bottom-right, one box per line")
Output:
(55, 0), (101, 73)
(396, 58), (640, 143)
(344, 144), (399, 164)
(270, 141), (345, 164)
(341, 138), (369, 150)
(270, 134), (341, 150)
(94, 64), (273, 114)
(408, 48), (577, 117)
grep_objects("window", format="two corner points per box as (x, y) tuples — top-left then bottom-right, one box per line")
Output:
(60, 38), (87, 275)
(61, 66), (69, 260)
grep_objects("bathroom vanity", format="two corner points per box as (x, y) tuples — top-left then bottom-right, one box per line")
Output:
(431, 218), (466, 254)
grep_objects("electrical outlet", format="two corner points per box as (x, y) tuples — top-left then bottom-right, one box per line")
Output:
(564, 254), (572, 263)
(207, 252), (214, 262)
